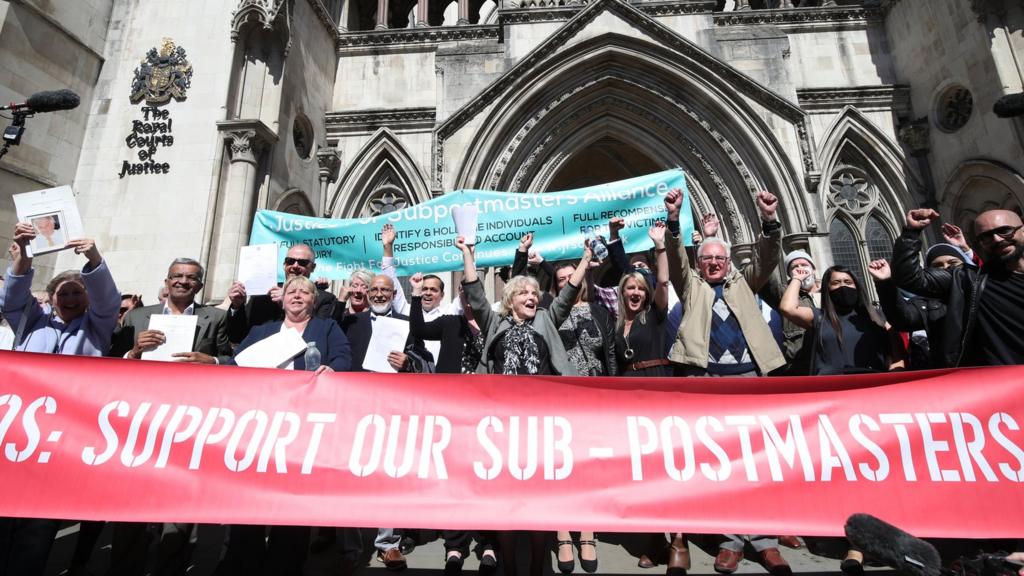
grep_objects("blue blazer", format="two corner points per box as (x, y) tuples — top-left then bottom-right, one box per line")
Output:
(230, 317), (352, 371)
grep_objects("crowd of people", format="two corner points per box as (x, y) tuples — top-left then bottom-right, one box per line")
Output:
(1, 190), (1023, 576)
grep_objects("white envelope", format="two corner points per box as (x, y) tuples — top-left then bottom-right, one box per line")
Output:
(142, 315), (199, 362)
(451, 204), (479, 246)
(363, 315), (410, 373)
(234, 327), (308, 369)
(238, 243), (280, 296)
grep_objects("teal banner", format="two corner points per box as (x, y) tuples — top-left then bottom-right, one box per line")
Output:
(249, 169), (693, 279)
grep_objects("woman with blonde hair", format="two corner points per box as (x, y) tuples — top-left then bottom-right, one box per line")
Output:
(457, 234), (592, 576)
(458, 235), (593, 376)
(616, 221), (672, 377)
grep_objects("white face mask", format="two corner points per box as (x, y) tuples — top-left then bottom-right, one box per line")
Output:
(370, 302), (392, 316)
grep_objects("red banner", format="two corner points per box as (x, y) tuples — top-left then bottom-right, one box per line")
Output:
(1, 350), (1023, 537)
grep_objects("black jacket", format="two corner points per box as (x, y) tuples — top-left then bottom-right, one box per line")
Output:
(409, 296), (473, 374)
(891, 228), (987, 367)
(875, 278), (948, 369)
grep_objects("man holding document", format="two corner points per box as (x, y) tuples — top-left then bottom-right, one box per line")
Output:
(112, 258), (230, 363)
(108, 257), (231, 576)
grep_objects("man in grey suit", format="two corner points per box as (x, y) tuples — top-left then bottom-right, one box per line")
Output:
(113, 257), (231, 364)
(107, 257), (231, 576)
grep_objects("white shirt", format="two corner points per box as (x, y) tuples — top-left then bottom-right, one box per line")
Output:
(381, 256), (462, 317)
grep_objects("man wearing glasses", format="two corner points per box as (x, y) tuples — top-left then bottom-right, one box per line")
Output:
(893, 208), (1024, 367)
(664, 188), (786, 380)
(112, 258), (230, 364)
(664, 189), (790, 576)
(226, 243), (342, 343)
(107, 257), (231, 576)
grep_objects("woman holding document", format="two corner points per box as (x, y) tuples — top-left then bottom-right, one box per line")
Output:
(229, 275), (352, 372)
(0, 222), (120, 575)
(221, 275), (350, 576)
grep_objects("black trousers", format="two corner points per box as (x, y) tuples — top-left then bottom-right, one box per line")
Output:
(221, 525), (310, 576)
(0, 517), (61, 576)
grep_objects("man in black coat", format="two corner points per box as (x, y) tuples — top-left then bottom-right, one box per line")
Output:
(225, 243), (341, 343)
(892, 208), (1024, 367)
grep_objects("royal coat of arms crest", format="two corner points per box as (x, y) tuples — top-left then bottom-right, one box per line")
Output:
(130, 38), (193, 105)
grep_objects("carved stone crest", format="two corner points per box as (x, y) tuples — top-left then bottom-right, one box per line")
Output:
(130, 38), (193, 105)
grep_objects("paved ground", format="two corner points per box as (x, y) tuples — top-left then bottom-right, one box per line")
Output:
(44, 524), (875, 576)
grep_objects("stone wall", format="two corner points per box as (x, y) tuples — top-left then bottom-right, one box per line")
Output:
(884, 0), (1024, 216)
(0, 0), (113, 285)
(54, 0), (238, 299)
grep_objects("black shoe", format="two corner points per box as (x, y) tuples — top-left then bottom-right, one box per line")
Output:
(480, 553), (498, 576)
(557, 540), (575, 574)
(579, 540), (598, 574)
(840, 559), (864, 576)
(445, 553), (464, 576)
(400, 536), (417, 555)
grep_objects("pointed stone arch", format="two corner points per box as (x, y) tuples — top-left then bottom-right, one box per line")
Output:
(939, 159), (1024, 237)
(328, 128), (430, 218)
(273, 188), (315, 215)
(438, 23), (810, 244)
(816, 105), (914, 228)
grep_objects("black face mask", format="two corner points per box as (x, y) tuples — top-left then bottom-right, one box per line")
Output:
(830, 286), (859, 310)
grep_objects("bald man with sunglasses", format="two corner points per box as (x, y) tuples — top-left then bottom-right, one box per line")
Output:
(893, 208), (1024, 367)
(226, 243), (342, 343)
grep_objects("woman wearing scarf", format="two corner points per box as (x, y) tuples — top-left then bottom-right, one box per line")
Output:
(458, 235), (593, 376)
(457, 234), (592, 576)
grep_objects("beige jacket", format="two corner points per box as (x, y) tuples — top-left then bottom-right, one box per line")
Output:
(667, 224), (785, 373)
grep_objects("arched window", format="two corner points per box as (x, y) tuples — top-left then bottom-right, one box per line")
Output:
(829, 218), (863, 280)
(866, 215), (893, 261)
(825, 164), (899, 301)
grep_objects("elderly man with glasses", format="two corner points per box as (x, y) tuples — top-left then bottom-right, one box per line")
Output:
(225, 243), (343, 343)
(893, 208), (1024, 367)
(662, 188), (791, 576)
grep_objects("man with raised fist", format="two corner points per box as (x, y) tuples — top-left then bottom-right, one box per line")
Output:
(892, 208), (1024, 367)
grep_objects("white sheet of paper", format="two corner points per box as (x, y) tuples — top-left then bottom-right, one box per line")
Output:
(364, 315), (410, 373)
(451, 204), (479, 246)
(425, 340), (441, 364)
(233, 327), (308, 369)
(12, 185), (85, 257)
(142, 315), (199, 362)
(238, 243), (279, 296)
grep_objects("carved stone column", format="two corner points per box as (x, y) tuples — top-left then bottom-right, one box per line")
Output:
(210, 119), (278, 296)
(457, 0), (469, 25)
(898, 118), (939, 209)
(376, 0), (389, 29)
(316, 148), (342, 216)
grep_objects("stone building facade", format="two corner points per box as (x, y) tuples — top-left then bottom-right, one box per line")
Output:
(0, 0), (1021, 300)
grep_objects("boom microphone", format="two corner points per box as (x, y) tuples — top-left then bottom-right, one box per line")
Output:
(845, 514), (942, 576)
(0, 89), (80, 113)
(994, 93), (1024, 118)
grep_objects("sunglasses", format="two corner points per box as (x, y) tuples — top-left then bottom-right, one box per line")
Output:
(284, 257), (312, 267)
(977, 225), (1022, 245)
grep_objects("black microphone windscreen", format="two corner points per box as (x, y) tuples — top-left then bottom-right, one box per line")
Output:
(25, 89), (80, 113)
(845, 514), (941, 576)
(994, 93), (1024, 118)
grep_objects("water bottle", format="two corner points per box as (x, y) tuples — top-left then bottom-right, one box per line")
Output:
(304, 341), (321, 372)
(589, 235), (609, 261)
